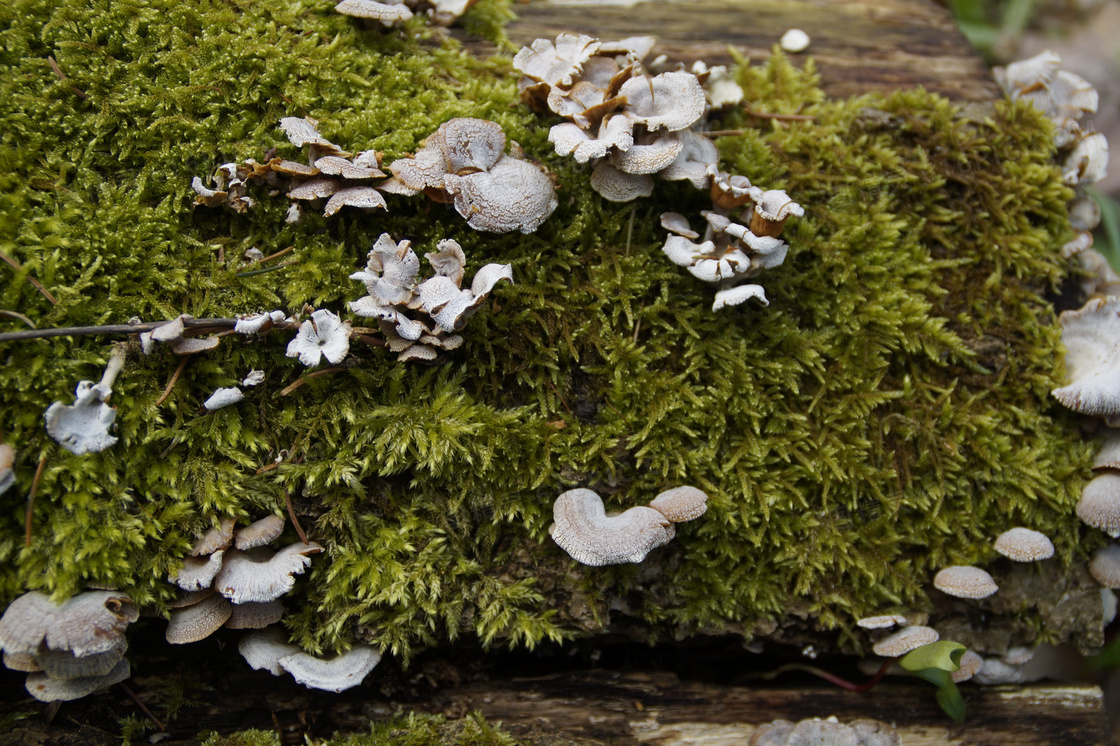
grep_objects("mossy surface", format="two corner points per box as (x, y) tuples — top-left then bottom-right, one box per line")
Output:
(0, 0), (1098, 663)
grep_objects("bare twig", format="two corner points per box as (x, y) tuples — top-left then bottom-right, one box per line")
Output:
(25, 456), (48, 547)
(0, 317), (238, 343)
(118, 682), (166, 732)
(279, 367), (345, 396)
(236, 260), (299, 278)
(155, 356), (191, 406)
(284, 489), (309, 544)
(0, 250), (59, 305)
(260, 245), (294, 264)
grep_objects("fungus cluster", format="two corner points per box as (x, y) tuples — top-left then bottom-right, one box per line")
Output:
(165, 515), (321, 644)
(193, 117), (557, 234)
(334, 0), (477, 28)
(0, 591), (137, 702)
(749, 717), (899, 746)
(238, 627), (382, 692)
(349, 232), (513, 361)
(549, 485), (707, 566)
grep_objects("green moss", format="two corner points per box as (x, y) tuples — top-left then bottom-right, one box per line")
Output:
(0, 0), (1097, 663)
(201, 712), (524, 745)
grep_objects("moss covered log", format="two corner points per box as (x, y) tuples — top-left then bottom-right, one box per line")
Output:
(0, 0), (1100, 675)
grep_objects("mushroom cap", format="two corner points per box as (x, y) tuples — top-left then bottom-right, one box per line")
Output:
(443, 155), (558, 234)
(191, 516), (237, 556)
(513, 33), (601, 92)
(285, 310), (351, 367)
(750, 187), (805, 222)
(279, 117), (333, 148)
(871, 625), (939, 657)
(712, 284), (768, 311)
(224, 600), (285, 630)
(549, 488), (675, 566)
(203, 387), (244, 412)
(351, 233), (420, 306)
(436, 118), (506, 173)
(166, 593), (232, 644)
(1052, 297), (1120, 415)
(324, 186), (388, 217)
(972, 657), (1026, 685)
(213, 542), (323, 604)
(658, 129), (720, 188)
(647, 486), (708, 522)
(170, 550), (225, 591)
(1064, 132), (1110, 186)
(278, 646), (382, 692)
(3, 650), (41, 673)
(425, 239), (467, 287)
(334, 0), (413, 24)
(856, 614), (907, 630)
(1089, 543), (1120, 588)
(0, 591), (137, 658)
(172, 336), (221, 355)
(951, 650), (984, 683)
(1094, 430), (1120, 470)
(779, 29), (811, 53)
(589, 161), (654, 202)
(619, 71), (706, 132)
(1077, 472), (1120, 537)
(36, 636), (127, 679)
(313, 155), (382, 180)
(288, 176), (341, 200)
(235, 515), (286, 551)
(608, 132), (683, 175)
(44, 381), (118, 455)
(993, 528), (1054, 562)
(933, 565), (999, 599)
(25, 658), (130, 703)
(239, 627), (301, 676)
(0, 443), (14, 496)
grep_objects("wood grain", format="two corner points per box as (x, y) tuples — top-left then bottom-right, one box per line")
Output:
(500, 0), (1003, 101)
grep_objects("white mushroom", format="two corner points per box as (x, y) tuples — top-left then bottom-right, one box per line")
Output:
(951, 650), (984, 683)
(1063, 132), (1109, 186)
(933, 566), (999, 599)
(203, 387), (244, 412)
(0, 444), (14, 495)
(239, 628), (301, 676)
(169, 550), (225, 591)
(334, 0), (414, 25)
(213, 542), (323, 604)
(871, 625), (939, 657)
(323, 186), (388, 217)
(779, 29), (811, 53)
(646, 486), (708, 522)
(1090, 544), (1120, 588)
(992, 528), (1054, 562)
(0, 591), (137, 658)
(549, 488), (675, 566)
(25, 659), (130, 703)
(242, 370), (266, 387)
(285, 310), (351, 367)
(1052, 297), (1120, 416)
(36, 637), (127, 679)
(589, 161), (654, 202)
(1077, 472), (1120, 537)
(856, 614), (907, 630)
(45, 347), (126, 455)
(278, 117), (333, 149)
(442, 155), (558, 234)
(191, 516), (237, 556)
(618, 71), (706, 132)
(278, 646), (382, 692)
(165, 594), (233, 644)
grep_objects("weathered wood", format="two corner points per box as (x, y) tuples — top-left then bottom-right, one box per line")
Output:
(501, 0), (1003, 101)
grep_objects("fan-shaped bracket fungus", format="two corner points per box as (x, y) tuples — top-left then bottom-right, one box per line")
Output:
(1052, 297), (1120, 418)
(44, 346), (127, 455)
(549, 486), (708, 566)
(992, 528), (1055, 562)
(238, 627), (381, 692)
(933, 565), (999, 599)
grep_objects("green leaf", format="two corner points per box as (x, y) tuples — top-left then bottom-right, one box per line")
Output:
(899, 641), (967, 674)
(936, 681), (967, 724)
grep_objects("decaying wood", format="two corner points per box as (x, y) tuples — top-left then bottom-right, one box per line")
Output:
(498, 0), (1002, 101)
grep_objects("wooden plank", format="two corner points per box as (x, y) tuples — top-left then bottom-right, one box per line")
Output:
(501, 0), (1003, 101)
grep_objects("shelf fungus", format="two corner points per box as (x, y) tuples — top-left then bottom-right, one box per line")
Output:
(44, 346), (126, 455)
(992, 528), (1054, 562)
(239, 627), (382, 692)
(386, 118), (557, 233)
(516, 33), (724, 203)
(1089, 544), (1120, 588)
(933, 565), (999, 599)
(870, 625), (939, 657)
(1077, 472), (1120, 537)
(0, 591), (138, 702)
(350, 233), (513, 361)
(1051, 297), (1120, 419)
(549, 486), (708, 566)
(335, 0), (478, 27)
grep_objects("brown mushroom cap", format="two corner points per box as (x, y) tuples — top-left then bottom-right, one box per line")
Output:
(0, 591), (137, 658)
(1077, 472), (1120, 537)
(225, 600), (285, 630)
(647, 486), (708, 522)
(191, 516), (237, 556)
(549, 488), (675, 566)
(3, 651), (42, 673)
(871, 625), (939, 657)
(166, 593), (233, 645)
(1089, 544), (1120, 588)
(933, 565), (999, 599)
(235, 515), (286, 551)
(992, 528), (1055, 562)
(25, 658), (130, 703)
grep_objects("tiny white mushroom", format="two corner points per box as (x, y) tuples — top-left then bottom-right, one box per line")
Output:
(952, 650), (984, 683)
(871, 625), (939, 657)
(334, 0), (414, 25)
(169, 550), (225, 592)
(239, 627), (301, 676)
(203, 387), (244, 412)
(323, 186), (388, 217)
(549, 488), (675, 566)
(993, 528), (1054, 562)
(242, 370), (266, 388)
(780, 29), (811, 53)
(619, 71), (706, 132)
(712, 284), (768, 312)
(1077, 472), (1120, 537)
(1089, 544), (1120, 588)
(1052, 297), (1120, 416)
(45, 347), (127, 455)
(279, 117), (333, 149)
(286, 310), (351, 367)
(933, 565), (999, 599)
(972, 657), (1026, 685)
(191, 516), (237, 556)
(856, 614), (908, 630)
(647, 486), (708, 522)
(37, 637), (127, 679)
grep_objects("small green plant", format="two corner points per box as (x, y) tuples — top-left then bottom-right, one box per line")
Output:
(898, 641), (968, 723)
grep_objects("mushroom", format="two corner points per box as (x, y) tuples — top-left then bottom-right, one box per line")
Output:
(234, 310), (288, 336)
(44, 346), (126, 455)
(589, 161), (654, 202)
(212, 542), (323, 604)
(0, 591), (137, 658)
(278, 646), (382, 692)
(285, 310), (351, 367)
(549, 488), (675, 566)
(646, 486), (708, 522)
(871, 625), (939, 657)
(933, 565), (999, 599)
(951, 650), (984, 683)
(191, 516), (237, 556)
(1077, 472), (1120, 537)
(334, 0), (414, 25)
(165, 594), (233, 644)
(25, 659), (130, 703)
(992, 528), (1054, 562)
(203, 387), (244, 412)
(225, 600), (285, 630)
(779, 29), (811, 54)
(235, 515), (286, 550)
(748, 188), (805, 238)
(0, 443), (14, 495)
(618, 71), (706, 132)
(856, 614), (907, 630)
(238, 627), (301, 675)
(1053, 297), (1120, 417)
(169, 550), (225, 592)
(1063, 132), (1109, 186)
(1089, 544), (1120, 588)
(36, 637), (127, 679)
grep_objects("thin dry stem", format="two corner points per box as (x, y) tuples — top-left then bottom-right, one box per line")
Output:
(25, 456), (48, 547)
(0, 250), (59, 305)
(284, 489), (309, 544)
(155, 356), (191, 406)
